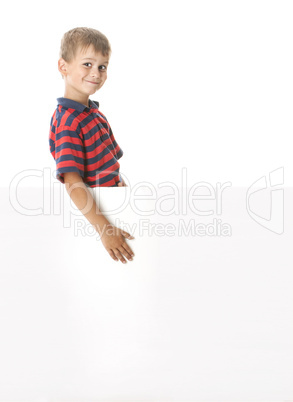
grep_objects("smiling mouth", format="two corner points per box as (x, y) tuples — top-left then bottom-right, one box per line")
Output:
(86, 80), (100, 85)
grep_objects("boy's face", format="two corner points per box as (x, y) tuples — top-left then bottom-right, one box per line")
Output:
(58, 44), (109, 105)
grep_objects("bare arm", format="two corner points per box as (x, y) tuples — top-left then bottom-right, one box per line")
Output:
(63, 172), (135, 263)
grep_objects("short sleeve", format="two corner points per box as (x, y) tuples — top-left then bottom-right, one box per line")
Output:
(54, 126), (85, 183)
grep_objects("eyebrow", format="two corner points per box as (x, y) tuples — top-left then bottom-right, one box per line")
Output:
(82, 57), (109, 64)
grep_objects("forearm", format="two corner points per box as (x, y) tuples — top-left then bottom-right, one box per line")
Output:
(64, 173), (110, 235)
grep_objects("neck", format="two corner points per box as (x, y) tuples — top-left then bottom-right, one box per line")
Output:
(64, 88), (89, 107)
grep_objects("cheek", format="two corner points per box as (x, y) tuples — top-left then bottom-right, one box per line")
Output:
(70, 71), (81, 81)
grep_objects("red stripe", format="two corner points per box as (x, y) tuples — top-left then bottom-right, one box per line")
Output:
(57, 160), (84, 171)
(85, 173), (117, 187)
(59, 109), (80, 130)
(55, 135), (82, 147)
(113, 144), (121, 156)
(60, 110), (69, 126)
(85, 141), (113, 159)
(96, 110), (107, 122)
(86, 154), (120, 170)
(86, 179), (116, 187)
(55, 148), (84, 160)
(49, 129), (55, 142)
(82, 118), (102, 135)
(86, 163), (118, 181)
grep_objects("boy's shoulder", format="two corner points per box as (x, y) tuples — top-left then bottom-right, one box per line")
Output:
(50, 98), (111, 134)
(51, 97), (102, 128)
(54, 97), (100, 113)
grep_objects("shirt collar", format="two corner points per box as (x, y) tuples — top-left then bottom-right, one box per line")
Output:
(57, 97), (99, 112)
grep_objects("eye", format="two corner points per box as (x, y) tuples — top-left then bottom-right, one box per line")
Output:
(99, 65), (107, 71)
(83, 62), (92, 67)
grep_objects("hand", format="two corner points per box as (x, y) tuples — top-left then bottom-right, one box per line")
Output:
(100, 224), (135, 264)
(117, 177), (127, 186)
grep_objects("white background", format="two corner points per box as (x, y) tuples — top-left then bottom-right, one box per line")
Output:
(0, 1), (293, 401)
(1, 0), (293, 188)
(1, 185), (293, 401)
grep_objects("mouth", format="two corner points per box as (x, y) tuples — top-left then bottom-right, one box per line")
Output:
(85, 80), (100, 85)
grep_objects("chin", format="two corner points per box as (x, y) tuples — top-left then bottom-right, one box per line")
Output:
(87, 89), (97, 95)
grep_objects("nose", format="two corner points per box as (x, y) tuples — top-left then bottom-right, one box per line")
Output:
(90, 66), (101, 78)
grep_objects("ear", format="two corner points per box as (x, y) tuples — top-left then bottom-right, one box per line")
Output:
(58, 58), (68, 77)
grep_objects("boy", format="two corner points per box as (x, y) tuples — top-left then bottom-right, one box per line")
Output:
(49, 27), (134, 264)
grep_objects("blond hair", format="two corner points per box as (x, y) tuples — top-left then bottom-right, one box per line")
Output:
(60, 27), (112, 62)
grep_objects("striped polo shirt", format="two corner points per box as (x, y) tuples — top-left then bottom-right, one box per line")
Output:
(49, 97), (123, 187)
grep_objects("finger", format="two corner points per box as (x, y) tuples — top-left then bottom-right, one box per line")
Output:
(113, 249), (127, 264)
(121, 242), (135, 258)
(121, 230), (135, 240)
(108, 249), (118, 261)
(118, 246), (133, 261)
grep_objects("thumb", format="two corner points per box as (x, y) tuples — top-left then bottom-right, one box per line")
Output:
(121, 230), (135, 239)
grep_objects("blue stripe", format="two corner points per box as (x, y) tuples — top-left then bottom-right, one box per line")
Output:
(55, 141), (84, 153)
(57, 166), (85, 177)
(116, 148), (123, 159)
(86, 168), (119, 186)
(86, 158), (119, 178)
(64, 110), (80, 126)
(56, 154), (85, 166)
